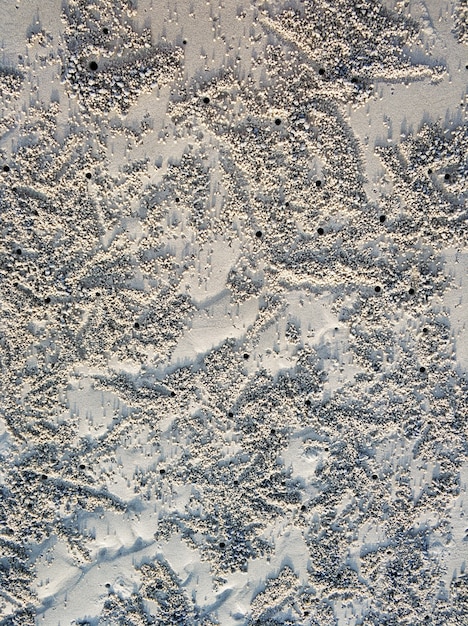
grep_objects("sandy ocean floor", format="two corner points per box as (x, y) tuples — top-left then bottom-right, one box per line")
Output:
(0, 0), (467, 624)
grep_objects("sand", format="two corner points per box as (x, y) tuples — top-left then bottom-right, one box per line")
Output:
(0, 0), (467, 624)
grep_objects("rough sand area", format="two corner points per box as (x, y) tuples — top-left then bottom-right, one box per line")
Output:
(0, 0), (467, 624)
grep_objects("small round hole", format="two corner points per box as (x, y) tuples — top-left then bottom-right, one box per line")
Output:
(427, 168), (433, 175)
(317, 227), (324, 235)
(285, 201), (289, 207)
(228, 411), (234, 417)
(243, 353), (249, 360)
(44, 296), (51, 304)
(315, 180), (322, 188)
(16, 248), (21, 255)
(270, 428), (276, 435)
(102, 27), (109, 35)
(371, 473), (378, 480)
(182, 39), (187, 45)
(170, 391), (176, 397)
(255, 230), (262, 238)
(219, 541), (226, 548)
(444, 173), (451, 180)
(134, 322), (140, 329)
(203, 96), (210, 104)
(408, 288), (415, 295)
(350, 77), (358, 84)
(419, 366), (426, 373)
(301, 505), (306, 512)
(3, 165), (10, 172)
(159, 468), (166, 474)
(175, 197), (180, 203)
(318, 68), (325, 75)
(274, 118), (281, 126)
(305, 399), (311, 406)
(422, 327), (428, 334)
(379, 215), (386, 223)
(41, 474), (48, 480)
(374, 286), (381, 293)
(89, 61), (98, 71)
(85, 172), (92, 179)
(79, 464), (86, 470)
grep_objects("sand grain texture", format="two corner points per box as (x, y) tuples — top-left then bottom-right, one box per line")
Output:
(0, 0), (467, 624)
